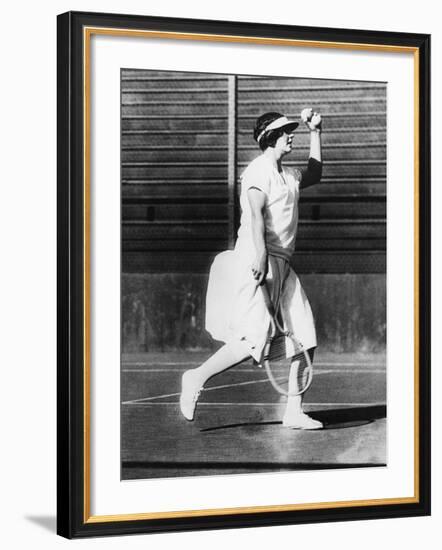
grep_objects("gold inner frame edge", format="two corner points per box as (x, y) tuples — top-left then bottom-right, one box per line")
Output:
(82, 26), (421, 524)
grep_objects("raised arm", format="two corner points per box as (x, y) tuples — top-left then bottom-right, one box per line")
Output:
(248, 187), (268, 285)
(300, 109), (323, 189)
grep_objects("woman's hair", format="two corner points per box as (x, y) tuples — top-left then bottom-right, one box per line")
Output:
(253, 111), (286, 151)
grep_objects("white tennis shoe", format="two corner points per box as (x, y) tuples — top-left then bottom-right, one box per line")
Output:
(179, 370), (202, 421)
(282, 412), (323, 430)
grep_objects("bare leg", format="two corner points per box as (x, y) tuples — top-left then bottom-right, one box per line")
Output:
(179, 339), (251, 421)
(191, 339), (251, 387)
(282, 349), (323, 429)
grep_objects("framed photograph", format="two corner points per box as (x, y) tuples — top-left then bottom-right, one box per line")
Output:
(57, 11), (431, 538)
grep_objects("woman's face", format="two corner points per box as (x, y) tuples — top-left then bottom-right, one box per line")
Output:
(275, 130), (294, 156)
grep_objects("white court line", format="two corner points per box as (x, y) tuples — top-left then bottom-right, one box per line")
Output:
(122, 368), (385, 374)
(122, 362), (385, 368)
(122, 402), (386, 407)
(121, 369), (385, 405)
(121, 376), (284, 405)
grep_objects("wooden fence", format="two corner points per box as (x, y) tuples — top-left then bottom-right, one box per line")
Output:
(122, 70), (386, 274)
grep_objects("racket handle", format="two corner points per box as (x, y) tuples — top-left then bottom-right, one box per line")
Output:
(260, 283), (276, 318)
(261, 284), (287, 334)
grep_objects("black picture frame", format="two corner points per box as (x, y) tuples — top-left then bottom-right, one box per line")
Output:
(57, 10), (431, 539)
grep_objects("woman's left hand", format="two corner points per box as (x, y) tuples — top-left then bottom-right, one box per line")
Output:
(301, 108), (322, 131)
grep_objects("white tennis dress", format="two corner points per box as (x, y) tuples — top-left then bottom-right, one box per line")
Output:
(205, 154), (317, 361)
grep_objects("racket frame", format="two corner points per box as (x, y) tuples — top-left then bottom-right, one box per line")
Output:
(260, 283), (313, 397)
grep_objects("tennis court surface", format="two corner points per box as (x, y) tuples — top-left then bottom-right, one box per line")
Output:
(121, 351), (386, 480)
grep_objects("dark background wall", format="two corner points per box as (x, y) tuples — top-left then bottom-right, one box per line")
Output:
(121, 70), (386, 353)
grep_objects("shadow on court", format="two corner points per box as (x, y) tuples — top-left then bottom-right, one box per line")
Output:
(318, 404), (386, 429)
(121, 351), (386, 480)
(200, 405), (386, 432)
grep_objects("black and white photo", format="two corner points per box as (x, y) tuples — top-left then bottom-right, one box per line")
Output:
(120, 70), (387, 480)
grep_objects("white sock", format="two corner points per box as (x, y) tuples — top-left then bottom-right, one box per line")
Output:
(285, 358), (304, 415)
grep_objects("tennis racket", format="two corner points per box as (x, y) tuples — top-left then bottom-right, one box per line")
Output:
(260, 283), (313, 397)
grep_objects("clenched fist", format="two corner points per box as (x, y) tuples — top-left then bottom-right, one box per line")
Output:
(301, 108), (322, 131)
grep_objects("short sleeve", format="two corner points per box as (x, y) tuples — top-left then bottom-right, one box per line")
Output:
(240, 158), (271, 196)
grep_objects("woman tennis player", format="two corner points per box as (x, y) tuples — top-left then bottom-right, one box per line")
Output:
(180, 108), (323, 429)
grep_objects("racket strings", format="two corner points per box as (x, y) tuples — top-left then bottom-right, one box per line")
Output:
(260, 281), (313, 397)
(263, 334), (313, 396)
(267, 333), (304, 362)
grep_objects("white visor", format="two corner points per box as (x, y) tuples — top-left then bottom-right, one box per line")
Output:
(256, 116), (299, 143)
